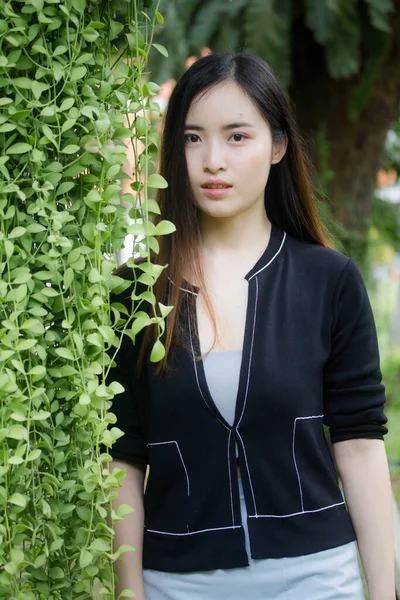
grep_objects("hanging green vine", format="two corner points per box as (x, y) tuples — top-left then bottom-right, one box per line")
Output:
(0, 0), (170, 598)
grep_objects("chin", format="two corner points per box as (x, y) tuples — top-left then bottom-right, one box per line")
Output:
(195, 199), (244, 219)
(200, 206), (240, 219)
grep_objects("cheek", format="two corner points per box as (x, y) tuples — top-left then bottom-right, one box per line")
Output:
(238, 146), (271, 187)
(185, 151), (199, 184)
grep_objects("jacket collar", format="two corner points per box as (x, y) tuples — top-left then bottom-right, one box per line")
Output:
(169, 223), (286, 295)
(245, 224), (286, 281)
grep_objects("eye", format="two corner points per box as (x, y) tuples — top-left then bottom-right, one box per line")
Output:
(230, 133), (247, 142)
(184, 134), (201, 144)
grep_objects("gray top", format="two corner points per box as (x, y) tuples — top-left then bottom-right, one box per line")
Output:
(203, 350), (242, 426)
(144, 356), (364, 597)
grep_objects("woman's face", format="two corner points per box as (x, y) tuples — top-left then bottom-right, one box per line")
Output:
(184, 80), (285, 220)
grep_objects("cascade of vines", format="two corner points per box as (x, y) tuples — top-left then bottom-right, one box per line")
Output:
(0, 0), (171, 597)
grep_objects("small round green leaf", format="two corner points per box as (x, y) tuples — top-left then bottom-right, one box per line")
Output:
(152, 43), (168, 57)
(49, 567), (64, 580)
(60, 97), (75, 111)
(49, 538), (64, 553)
(70, 65), (87, 82)
(7, 143), (32, 154)
(4, 240), (14, 258)
(55, 347), (75, 360)
(31, 410), (51, 421)
(4, 562), (18, 576)
(56, 181), (75, 196)
(61, 144), (80, 155)
(153, 220), (176, 236)
(0, 123), (16, 133)
(7, 425), (28, 441)
(28, 365), (46, 376)
(155, 10), (164, 24)
(53, 45), (67, 56)
(118, 590), (136, 598)
(9, 226), (27, 238)
(16, 339), (36, 351)
(11, 549), (24, 565)
(9, 493), (27, 507)
(106, 164), (121, 179)
(89, 538), (110, 552)
(79, 393), (91, 405)
(32, 81), (49, 101)
(146, 173), (168, 189)
(8, 456), (24, 465)
(116, 504), (135, 519)
(27, 449), (42, 461)
(150, 339), (165, 363)
(79, 548), (93, 568)
(76, 52), (93, 64)
(64, 267), (74, 290)
(14, 77), (32, 89)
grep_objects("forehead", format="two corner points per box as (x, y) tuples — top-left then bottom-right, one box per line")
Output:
(186, 80), (264, 126)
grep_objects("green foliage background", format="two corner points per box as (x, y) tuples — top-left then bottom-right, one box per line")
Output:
(0, 0), (171, 598)
(0, 0), (399, 596)
(151, 0), (395, 100)
(149, 0), (399, 270)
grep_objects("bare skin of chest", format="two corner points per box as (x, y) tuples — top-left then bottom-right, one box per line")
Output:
(196, 269), (248, 479)
(196, 274), (248, 354)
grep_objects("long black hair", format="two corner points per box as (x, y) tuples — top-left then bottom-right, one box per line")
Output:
(141, 52), (331, 372)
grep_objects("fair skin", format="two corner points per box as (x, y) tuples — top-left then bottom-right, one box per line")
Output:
(184, 81), (286, 354)
(333, 439), (395, 600)
(111, 80), (395, 600)
(109, 460), (146, 599)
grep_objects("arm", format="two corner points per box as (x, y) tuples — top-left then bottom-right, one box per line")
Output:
(105, 283), (149, 597)
(333, 438), (395, 600)
(110, 459), (146, 600)
(323, 259), (392, 596)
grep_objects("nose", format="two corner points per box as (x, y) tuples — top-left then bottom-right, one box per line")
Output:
(202, 141), (226, 174)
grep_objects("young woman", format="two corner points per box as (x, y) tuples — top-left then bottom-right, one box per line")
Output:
(108, 53), (395, 600)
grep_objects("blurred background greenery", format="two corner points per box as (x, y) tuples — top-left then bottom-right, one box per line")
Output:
(144, 0), (400, 505)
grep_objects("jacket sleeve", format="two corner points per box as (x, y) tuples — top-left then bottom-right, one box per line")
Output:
(105, 287), (149, 465)
(323, 258), (388, 444)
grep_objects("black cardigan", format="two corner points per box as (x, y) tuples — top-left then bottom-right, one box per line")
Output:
(107, 224), (388, 573)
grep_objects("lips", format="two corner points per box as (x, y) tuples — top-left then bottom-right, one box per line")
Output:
(202, 184), (231, 189)
(201, 184), (232, 199)
(201, 180), (232, 189)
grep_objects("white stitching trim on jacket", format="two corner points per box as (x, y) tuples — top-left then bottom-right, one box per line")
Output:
(145, 525), (242, 536)
(292, 414), (324, 512)
(247, 501), (345, 519)
(247, 230), (286, 281)
(227, 430), (235, 526)
(236, 430), (258, 516)
(235, 276), (259, 516)
(187, 295), (230, 432)
(147, 440), (190, 497)
(187, 295), (236, 529)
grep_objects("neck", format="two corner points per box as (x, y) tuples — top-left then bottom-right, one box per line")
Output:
(198, 205), (271, 257)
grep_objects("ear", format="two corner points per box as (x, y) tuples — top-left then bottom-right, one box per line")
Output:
(271, 135), (288, 165)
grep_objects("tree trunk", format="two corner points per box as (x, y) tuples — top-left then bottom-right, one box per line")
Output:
(289, 7), (400, 265)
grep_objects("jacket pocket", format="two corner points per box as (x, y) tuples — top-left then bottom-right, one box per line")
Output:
(293, 415), (344, 512)
(144, 440), (190, 534)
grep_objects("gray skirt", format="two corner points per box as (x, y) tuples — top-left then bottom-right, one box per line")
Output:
(143, 478), (365, 600)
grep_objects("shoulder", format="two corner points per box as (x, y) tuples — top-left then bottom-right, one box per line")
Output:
(283, 232), (352, 284)
(109, 263), (148, 310)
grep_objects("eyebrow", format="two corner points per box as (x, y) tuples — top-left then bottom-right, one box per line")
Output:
(184, 122), (255, 131)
